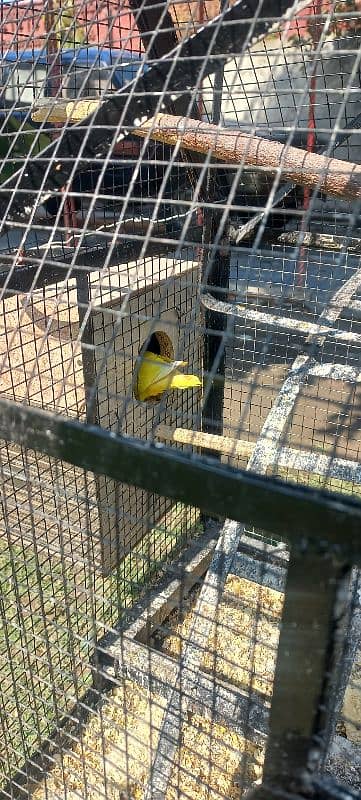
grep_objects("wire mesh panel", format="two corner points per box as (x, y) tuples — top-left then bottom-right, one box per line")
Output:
(0, 0), (360, 799)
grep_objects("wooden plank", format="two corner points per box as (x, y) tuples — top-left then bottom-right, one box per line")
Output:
(128, 540), (217, 645)
(103, 638), (269, 743)
(97, 527), (218, 652)
(232, 552), (286, 595)
(155, 425), (361, 484)
(238, 533), (289, 569)
(156, 423), (254, 458)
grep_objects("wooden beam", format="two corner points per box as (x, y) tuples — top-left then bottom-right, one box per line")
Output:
(232, 551), (286, 595)
(96, 527), (218, 654)
(127, 539), (217, 645)
(237, 532), (289, 569)
(30, 105), (361, 203)
(156, 423), (254, 458)
(201, 292), (361, 346)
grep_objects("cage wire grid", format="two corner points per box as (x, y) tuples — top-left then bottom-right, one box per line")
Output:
(0, 0), (360, 798)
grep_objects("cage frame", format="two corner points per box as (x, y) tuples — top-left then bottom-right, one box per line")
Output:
(0, 0), (361, 797)
(0, 388), (360, 799)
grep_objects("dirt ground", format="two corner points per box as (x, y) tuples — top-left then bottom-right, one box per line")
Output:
(31, 573), (282, 800)
(224, 364), (361, 465)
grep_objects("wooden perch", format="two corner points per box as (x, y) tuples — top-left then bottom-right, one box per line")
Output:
(32, 99), (101, 124)
(155, 424), (361, 485)
(156, 423), (254, 458)
(32, 102), (361, 201)
(136, 114), (361, 202)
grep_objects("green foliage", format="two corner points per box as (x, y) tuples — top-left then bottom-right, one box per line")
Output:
(0, 117), (51, 184)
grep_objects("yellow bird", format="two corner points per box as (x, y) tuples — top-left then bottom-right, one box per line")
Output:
(135, 351), (201, 403)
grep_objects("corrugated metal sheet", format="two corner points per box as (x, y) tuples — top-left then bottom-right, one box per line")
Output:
(0, 0), (143, 52)
(2, 1), (360, 57)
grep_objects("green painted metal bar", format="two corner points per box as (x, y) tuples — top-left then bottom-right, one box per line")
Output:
(0, 397), (360, 563)
(259, 544), (352, 794)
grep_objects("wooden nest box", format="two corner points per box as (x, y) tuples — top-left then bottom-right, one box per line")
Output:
(0, 253), (201, 574)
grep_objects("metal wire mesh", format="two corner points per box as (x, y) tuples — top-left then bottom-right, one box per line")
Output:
(0, 0), (360, 798)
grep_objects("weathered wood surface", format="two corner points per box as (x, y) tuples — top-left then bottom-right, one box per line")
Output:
(142, 518), (243, 800)
(201, 292), (361, 346)
(96, 526), (218, 652)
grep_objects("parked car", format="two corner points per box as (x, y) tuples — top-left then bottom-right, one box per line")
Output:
(0, 45), (143, 112)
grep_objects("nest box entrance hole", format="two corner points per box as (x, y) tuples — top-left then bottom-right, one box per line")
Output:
(144, 330), (175, 360)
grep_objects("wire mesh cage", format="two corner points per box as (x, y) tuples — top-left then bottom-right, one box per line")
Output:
(0, 1), (360, 799)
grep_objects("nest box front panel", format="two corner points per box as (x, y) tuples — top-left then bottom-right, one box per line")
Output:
(91, 260), (201, 574)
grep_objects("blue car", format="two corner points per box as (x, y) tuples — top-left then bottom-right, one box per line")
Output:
(0, 46), (143, 115)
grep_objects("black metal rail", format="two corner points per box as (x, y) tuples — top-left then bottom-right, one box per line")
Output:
(258, 548), (353, 794)
(0, 396), (360, 564)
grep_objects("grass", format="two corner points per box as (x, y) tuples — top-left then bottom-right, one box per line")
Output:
(1, 451), (359, 787)
(0, 503), (201, 787)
